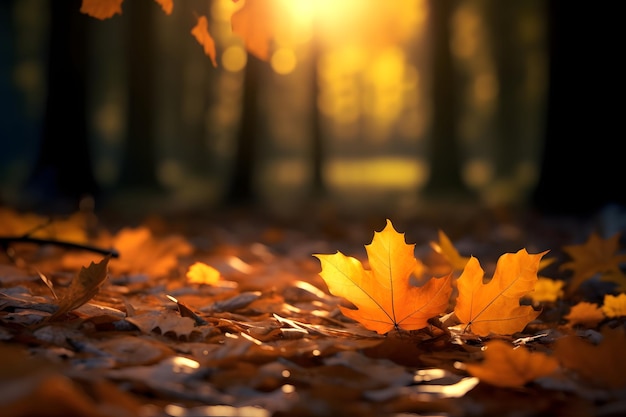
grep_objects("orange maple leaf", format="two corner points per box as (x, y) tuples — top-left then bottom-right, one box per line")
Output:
(564, 301), (605, 328)
(462, 339), (558, 388)
(454, 249), (547, 336)
(314, 219), (453, 334)
(230, 0), (275, 61)
(80, 0), (123, 20)
(191, 15), (218, 67)
(560, 232), (626, 294)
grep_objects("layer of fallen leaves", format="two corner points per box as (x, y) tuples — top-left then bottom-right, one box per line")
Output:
(1, 206), (626, 417)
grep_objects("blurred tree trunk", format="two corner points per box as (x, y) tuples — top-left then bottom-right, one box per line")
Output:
(26, 0), (98, 211)
(118, 0), (160, 189)
(225, 53), (263, 207)
(423, 0), (469, 199)
(310, 34), (324, 199)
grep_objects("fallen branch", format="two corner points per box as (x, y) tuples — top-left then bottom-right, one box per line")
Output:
(0, 236), (119, 258)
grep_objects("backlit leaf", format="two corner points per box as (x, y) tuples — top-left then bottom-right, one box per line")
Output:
(454, 249), (546, 336)
(314, 219), (453, 334)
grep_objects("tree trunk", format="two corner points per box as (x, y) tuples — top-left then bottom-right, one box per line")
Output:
(26, 0), (98, 212)
(423, 0), (469, 200)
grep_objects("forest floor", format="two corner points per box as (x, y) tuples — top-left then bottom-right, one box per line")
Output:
(1, 199), (626, 417)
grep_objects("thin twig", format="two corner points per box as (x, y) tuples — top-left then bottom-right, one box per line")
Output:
(0, 236), (119, 258)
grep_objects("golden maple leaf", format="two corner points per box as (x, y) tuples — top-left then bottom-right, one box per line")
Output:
(602, 293), (626, 318)
(191, 15), (218, 67)
(560, 232), (626, 294)
(454, 249), (546, 336)
(554, 326), (626, 389)
(314, 219), (453, 334)
(462, 339), (558, 388)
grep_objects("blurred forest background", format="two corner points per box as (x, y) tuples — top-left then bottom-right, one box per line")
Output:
(0, 0), (622, 222)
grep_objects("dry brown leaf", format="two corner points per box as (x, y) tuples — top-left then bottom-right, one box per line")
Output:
(463, 339), (558, 388)
(454, 249), (546, 336)
(48, 255), (110, 321)
(314, 219), (453, 334)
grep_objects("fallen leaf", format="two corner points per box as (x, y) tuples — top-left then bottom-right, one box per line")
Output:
(191, 15), (218, 67)
(430, 229), (471, 272)
(564, 302), (605, 328)
(528, 278), (564, 303)
(454, 249), (546, 336)
(314, 219), (453, 334)
(560, 232), (626, 294)
(48, 255), (110, 321)
(553, 326), (626, 389)
(80, 0), (123, 20)
(602, 293), (626, 318)
(186, 261), (221, 285)
(462, 339), (558, 388)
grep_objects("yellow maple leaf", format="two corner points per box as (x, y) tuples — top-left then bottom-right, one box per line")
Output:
(560, 232), (626, 294)
(462, 339), (558, 388)
(564, 301), (605, 328)
(528, 277), (564, 303)
(191, 15), (218, 67)
(314, 219), (453, 334)
(186, 262), (221, 285)
(454, 249), (546, 336)
(602, 293), (626, 318)
(429, 229), (471, 272)
(554, 326), (626, 389)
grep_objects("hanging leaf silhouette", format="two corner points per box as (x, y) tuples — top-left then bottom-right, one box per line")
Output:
(454, 249), (546, 336)
(80, 0), (123, 20)
(191, 15), (218, 67)
(48, 255), (110, 321)
(314, 219), (453, 334)
(230, 0), (275, 61)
